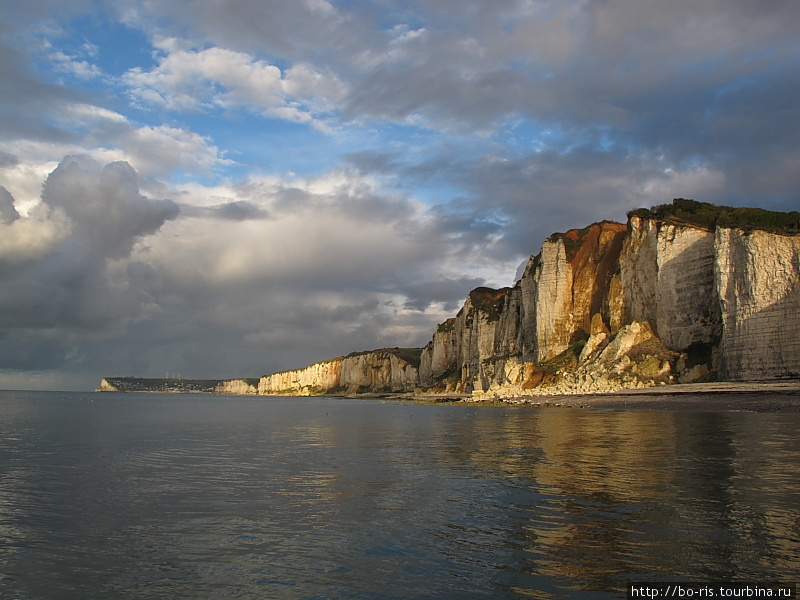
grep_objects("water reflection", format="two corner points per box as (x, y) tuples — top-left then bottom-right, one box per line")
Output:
(459, 409), (800, 594)
(0, 392), (797, 599)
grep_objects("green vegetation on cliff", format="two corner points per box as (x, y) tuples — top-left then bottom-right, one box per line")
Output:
(436, 318), (456, 334)
(99, 377), (223, 393)
(468, 287), (511, 322)
(629, 198), (800, 234)
(345, 347), (424, 368)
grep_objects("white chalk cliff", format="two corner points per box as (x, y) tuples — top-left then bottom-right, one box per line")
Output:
(232, 349), (420, 396)
(218, 199), (800, 397)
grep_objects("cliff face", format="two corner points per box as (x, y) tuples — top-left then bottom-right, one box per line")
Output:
(715, 228), (800, 380)
(259, 358), (341, 395)
(620, 217), (722, 357)
(215, 378), (259, 395)
(418, 286), (515, 393)
(255, 348), (420, 396)
(418, 221), (629, 393)
(193, 201), (800, 397)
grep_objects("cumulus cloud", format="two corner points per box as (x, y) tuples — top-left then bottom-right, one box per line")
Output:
(0, 122), (231, 214)
(0, 157), (178, 378)
(41, 156), (179, 258)
(0, 201), (68, 266)
(100, 165), (516, 380)
(120, 125), (232, 179)
(123, 40), (345, 124)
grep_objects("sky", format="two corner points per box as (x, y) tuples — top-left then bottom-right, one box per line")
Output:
(1, 0), (798, 391)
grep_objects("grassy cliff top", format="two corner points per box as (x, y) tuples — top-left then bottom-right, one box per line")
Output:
(345, 347), (424, 368)
(628, 198), (800, 234)
(468, 286), (512, 322)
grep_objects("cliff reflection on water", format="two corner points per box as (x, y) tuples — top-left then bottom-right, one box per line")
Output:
(0, 392), (797, 599)
(458, 409), (799, 592)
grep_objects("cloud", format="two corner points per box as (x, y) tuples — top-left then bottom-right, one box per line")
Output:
(130, 0), (361, 60)
(120, 125), (232, 179)
(0, 201), (68, 265)
(0, 157), (178, 378)
(123, 40), (345, 124)
(41, 155), (179, 258)
(178, 200), (270, 221)
(402, 275), (488, 312)
(0, 32), (85, 143)
(49, 50), (104, 80)
(91, 164), (518, 381)
(131, 0), (800, 205)
(3, 0), (799, 390)
(0, 186), (19, 224)
(0, 122), (231, 214)
(0, 155), (503, 386)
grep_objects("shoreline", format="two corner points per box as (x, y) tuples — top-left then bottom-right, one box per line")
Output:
(394, 380), (800, 412)
(562, 380), (800, 412)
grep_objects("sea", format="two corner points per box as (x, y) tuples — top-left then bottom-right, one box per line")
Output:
(0, 390), (797, 599)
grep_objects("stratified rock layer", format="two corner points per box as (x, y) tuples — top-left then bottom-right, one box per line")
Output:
(715, 228), (800, 380)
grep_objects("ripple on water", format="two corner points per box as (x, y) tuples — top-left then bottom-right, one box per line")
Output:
(0, 393), (797, 599)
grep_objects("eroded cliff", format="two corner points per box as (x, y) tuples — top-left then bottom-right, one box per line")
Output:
(130, 199), (799, 398)
(255, 348), (421, 396)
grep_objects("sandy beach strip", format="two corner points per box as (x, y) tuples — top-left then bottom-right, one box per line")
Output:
(509, 380), (800, 412)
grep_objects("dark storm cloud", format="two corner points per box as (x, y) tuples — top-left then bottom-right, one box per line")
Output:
(0, 186), (19, 224)
(42, 156), (179, 258)
(0, 157), (179, 374)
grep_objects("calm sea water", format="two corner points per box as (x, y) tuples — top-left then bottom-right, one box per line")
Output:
(0, 391), (797, 599)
